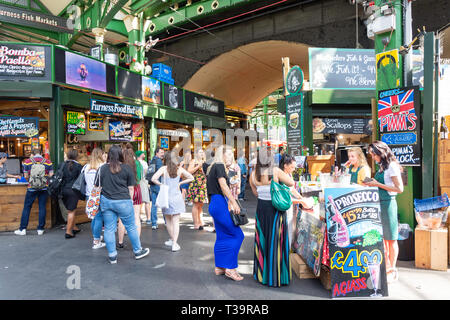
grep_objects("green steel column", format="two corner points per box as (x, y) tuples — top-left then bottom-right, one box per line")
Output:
(263, 97), (268, 140)
(303, 91), (313, 155)
(49, 86), (64, 168)
(129, 29), (140, 72)
(422, 32), (436, 199)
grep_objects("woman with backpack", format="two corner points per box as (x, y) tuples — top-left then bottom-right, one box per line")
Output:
(61, 149), (83, 239)
(84, 147), (106, 249)
(151, 151), (194, 252)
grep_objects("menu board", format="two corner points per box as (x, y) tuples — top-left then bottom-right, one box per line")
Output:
(294, 211), (326, 276)
(286, 93), (303, 156)
(91, 99), (143, 119)
(309, 48), (376, 89)
(66, 111), (86, 135)
(0, 116), (39, 138)
(313, 118), (372, 135)
(109, 120), (132, 141)
(0, 44), (51, 81)
(325, 187), (388, 298)
(378, 86), (421, 165)
(88, 115), (104, 131)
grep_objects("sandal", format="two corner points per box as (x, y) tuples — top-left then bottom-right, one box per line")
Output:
(225, 269), (244, 281)
(215, 267), (225, 275)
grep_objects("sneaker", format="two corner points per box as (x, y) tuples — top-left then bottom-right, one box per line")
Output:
(171, 243), (181, 252)
(108, 255), (118, 264)
(152, 225), (158, 230)
(92, 242), (106, 249)
(164, 239), (173, 247)
(135, 248), (150, 260)
(37, 229), (44, 235)
(14, 229), (26, 236)
(116, 243), (124, 249)
(146, 220), (152, 225)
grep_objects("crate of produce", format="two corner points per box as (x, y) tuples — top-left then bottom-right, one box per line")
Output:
(414, 194), (449, 230)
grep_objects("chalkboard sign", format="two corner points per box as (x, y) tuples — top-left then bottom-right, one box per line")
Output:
(185, 90), (224, 117)
(325, 187), (388, 298)
(378, 86), (421, 166)
(294, 211), (326, 276)
(309, 48), (376, 89)
(313, 118), (372, 135)
(88, 115), (104, 131)
(0, 116), (39, 138)
(286, 93), (303, 156)
(286, 66), (304, 94)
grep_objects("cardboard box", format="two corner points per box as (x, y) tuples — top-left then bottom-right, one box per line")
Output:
(439, 163), (450, 187)
(290, 253), (317, 279)
(319, 265), (331, 290)
(439, 139), (450, 163)
(415, 227), (448, 271)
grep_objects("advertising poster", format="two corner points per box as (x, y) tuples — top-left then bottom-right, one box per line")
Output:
(325, 187), (388, 298)
(286, 93), (303, 157)
(378, 86), (421, 165)
(294, 211), (326, 276)
(164, 83), (183, 109)
(309, 48), (376, 89)
(132, 123), (144, 142)
(66, 111), (86, 135)
(109, 120), (132, 141)
(376, 49), (400, 90)
(142, 76), (161, 104)
(0, 44), (48, 78)
(160, 136), (169, 149)
(0, 116), (39, 138)
(65, 51), (106, 92)
(88, 115), (104, 131)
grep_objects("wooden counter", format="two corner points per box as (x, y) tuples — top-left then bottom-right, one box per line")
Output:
(0, 184), (52, 232)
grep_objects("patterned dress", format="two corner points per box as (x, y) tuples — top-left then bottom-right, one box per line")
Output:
(186, 162), (208, 203)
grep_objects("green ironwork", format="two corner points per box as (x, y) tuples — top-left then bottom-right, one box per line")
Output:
(0, 0), (51, 14)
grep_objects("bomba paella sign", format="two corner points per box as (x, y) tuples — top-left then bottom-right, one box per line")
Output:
(0, 44), (46, 77)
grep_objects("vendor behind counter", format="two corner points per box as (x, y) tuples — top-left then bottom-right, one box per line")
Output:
(0, 152), (21, 183)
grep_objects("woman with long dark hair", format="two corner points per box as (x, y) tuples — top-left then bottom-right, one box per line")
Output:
(152, 151), (194, 252)
(364, 141), (403, 283)
(96, 145), (149, 264)
(250, 148), (295, 287)
(206, 146), (244, 281)
(61, 148), (83, 239)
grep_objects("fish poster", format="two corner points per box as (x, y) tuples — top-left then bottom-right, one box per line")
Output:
(325, 187), (388, 298)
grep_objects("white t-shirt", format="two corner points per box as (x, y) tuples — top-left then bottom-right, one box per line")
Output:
(383, 162), (403, 196)
(84, 163), (105, 197)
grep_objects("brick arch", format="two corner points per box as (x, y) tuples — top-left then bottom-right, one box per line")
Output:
(183, 40), (310, 113)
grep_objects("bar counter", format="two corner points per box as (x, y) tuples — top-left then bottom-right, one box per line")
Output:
(0, 184), (52, 232)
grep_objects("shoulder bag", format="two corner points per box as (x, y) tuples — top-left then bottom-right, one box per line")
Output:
(229, 199), (249, 226)
(85, 166), (102, 219)
(72, 165), (87, 199)
(270, 179), (292, 212)
(47, 161), (66, 199)
(155, 168), (169, 209)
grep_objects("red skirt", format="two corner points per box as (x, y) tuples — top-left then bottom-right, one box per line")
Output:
(133, 184), (143, 205)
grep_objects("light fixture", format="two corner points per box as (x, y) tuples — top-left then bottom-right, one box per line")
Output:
(338, 135), (344, 140)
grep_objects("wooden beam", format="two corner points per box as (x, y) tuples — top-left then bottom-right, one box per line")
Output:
(38, 103), (49, 120)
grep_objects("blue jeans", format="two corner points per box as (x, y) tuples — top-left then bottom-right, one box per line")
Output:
(150, 190), (158, 227)
(91, 210), (103, 241)
(100, 195), (142, 257)
(19, 189), (48, 231)
(239, 176), (247, 199)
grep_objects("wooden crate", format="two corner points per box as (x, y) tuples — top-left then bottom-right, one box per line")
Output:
(415, 227), (448, 271)
(439, 139), (450, 163)
(319, 265), (331, 290)
(290, 253), (317, 279)
(439, 163), (450, 187)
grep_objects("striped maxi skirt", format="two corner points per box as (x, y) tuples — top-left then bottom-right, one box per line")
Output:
(253, 199), (291, 287)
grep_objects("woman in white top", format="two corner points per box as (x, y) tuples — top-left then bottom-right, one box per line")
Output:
(152, 151), (194, 252)
(249, 148), (295, 287)
(84, 147), (106, 249)
(364, 141), (403, 284)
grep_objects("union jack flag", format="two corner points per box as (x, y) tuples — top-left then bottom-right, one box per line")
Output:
(378, 89), (415, 118)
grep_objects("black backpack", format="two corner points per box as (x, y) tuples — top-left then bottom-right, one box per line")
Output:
(146, 158), (158, 185)
(47, 162), (66, 199)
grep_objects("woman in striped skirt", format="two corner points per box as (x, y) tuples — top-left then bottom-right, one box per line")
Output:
(249, 149), (295, 287)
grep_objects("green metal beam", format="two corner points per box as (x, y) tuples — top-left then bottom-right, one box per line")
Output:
(1, 22), (60, 42)
(99, 0), (130, 29)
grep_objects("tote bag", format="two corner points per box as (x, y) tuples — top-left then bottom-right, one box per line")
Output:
(270, 179), (292, 212)
(155, 169), (169, 209)
(72, 165), (87, 199)
(85, 167), (102, 219)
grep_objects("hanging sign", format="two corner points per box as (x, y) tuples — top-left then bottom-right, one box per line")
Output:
(325, 187), (388, 299)
(88, 115), (104, 131)
(286, 66), (304, 94)
(376, 49), (400, 90)
(309, 48), (376, 89)
(109, 120), (132, 141)
(0, 116), (39, 138)
(90, 99), (143, 119)
(313, 118), (372, 135)
(185, 91), (225, 117)
(286, 93), (303, 157)
(378, 86), (421, 165)
(66, 111), (86, 135)
(294, 211), (326, 276)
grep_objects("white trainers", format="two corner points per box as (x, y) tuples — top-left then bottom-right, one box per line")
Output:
(171, 243), (181, 252)
(14, 229), (26, 236)
(37, 229), (44, 235)
(165, 239), (173, 247)
(92, 242), (106, 249)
